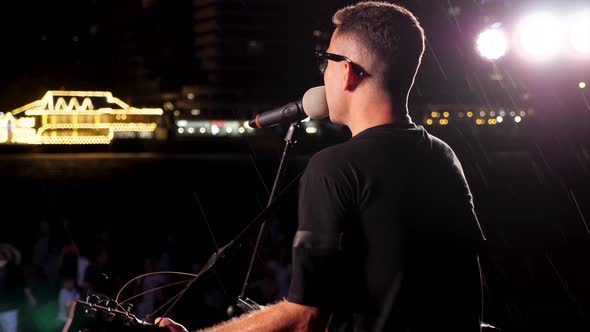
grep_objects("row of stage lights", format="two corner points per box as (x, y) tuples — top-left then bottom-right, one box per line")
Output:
(476, 10), (590, 61)
(424, 109), (528, 126)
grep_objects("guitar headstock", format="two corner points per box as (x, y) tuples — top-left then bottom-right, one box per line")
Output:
(63, 296), (160, 332)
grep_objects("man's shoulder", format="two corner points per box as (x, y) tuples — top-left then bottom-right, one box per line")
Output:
(311, 141), (352, 161)
(423, 130), (458, 160)
(306, 141), (355, 174)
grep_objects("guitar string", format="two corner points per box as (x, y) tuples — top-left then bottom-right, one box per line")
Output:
(119, 278), (193, 305)
(144, 289), (186, 322)
(194, 192), (220, 252)
(115, 271), (200, 302)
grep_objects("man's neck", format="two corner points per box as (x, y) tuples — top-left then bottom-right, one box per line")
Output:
(347, 96), (405, 137)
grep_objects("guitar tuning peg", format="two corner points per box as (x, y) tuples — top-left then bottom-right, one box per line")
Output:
(86, 294), (100, 305)
(106, 299), (118, 310)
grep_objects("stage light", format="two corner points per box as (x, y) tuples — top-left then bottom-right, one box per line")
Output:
(514, 116), (522, 123)
(211, 125), (220, 135)
(517, 13), (562, 61)
(570, 12), (590, 55)
(476, 26), (508, 60)
(200, 127), (206, 133)
(426, 119), (433, 125)
(178, 128), (184, 134)
(238, 127), (245, 133)
(188, 127), (195, 134)
(580, 82), (587, 89)
(496, 116), (504, 123)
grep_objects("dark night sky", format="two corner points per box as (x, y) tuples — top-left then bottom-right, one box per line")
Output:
(0, 0), (586, 117)
(0, 0), (502, 109)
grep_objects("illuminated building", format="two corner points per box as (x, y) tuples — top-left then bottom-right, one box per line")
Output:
(0, 91), (163, 145)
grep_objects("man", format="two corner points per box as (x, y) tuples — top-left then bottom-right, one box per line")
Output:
(160, 2), (485, 331)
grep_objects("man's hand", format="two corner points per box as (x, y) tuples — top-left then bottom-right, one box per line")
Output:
(156, 317), (189, 332)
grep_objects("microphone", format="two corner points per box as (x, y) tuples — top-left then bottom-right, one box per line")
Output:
(248, 86), (328, 129)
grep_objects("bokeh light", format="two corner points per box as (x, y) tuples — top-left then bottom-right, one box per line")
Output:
(569, 11), (590, 55)
(476, 27), (508, 60)
(517, 13), (563, 61)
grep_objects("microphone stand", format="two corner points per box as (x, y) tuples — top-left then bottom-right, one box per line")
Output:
(235, 121), (302, 314)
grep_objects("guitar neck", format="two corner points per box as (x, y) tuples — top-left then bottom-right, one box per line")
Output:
(64, 299), (161, 332)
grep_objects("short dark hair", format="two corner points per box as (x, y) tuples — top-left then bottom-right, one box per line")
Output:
(333, 1), (425, 113)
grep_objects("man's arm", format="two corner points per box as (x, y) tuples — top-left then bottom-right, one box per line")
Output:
(158, 300), (329, 332)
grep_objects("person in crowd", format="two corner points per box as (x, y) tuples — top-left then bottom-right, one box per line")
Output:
(56, 276), (79, 329)
(0, 243), (37, 332)
(82, 246), (113, 298)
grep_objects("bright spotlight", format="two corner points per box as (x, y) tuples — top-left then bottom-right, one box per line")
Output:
(580, 82), (587, 89)
(476, 27), (508, 60)
(517, 13), (563, 60)
(570, 12), (590, 55)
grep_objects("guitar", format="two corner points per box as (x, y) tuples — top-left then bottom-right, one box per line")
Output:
(63, 296), (160, 332)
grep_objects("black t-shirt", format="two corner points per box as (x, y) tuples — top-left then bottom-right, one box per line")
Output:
(287, 124), (485, 332)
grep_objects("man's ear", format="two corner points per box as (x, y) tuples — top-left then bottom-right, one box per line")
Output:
(343, 62), (362, 91)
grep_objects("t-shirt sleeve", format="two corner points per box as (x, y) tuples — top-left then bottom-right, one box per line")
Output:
(287, 152), (353, 308)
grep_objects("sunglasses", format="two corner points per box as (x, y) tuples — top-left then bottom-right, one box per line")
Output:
(315, 50), (369, 77)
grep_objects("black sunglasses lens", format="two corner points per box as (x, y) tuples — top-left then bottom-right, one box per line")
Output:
(318, 58), (327, 75)
(315, 51), (328, 75)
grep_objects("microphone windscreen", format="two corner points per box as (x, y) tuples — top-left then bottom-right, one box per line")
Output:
(301, 86), (328, 120)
